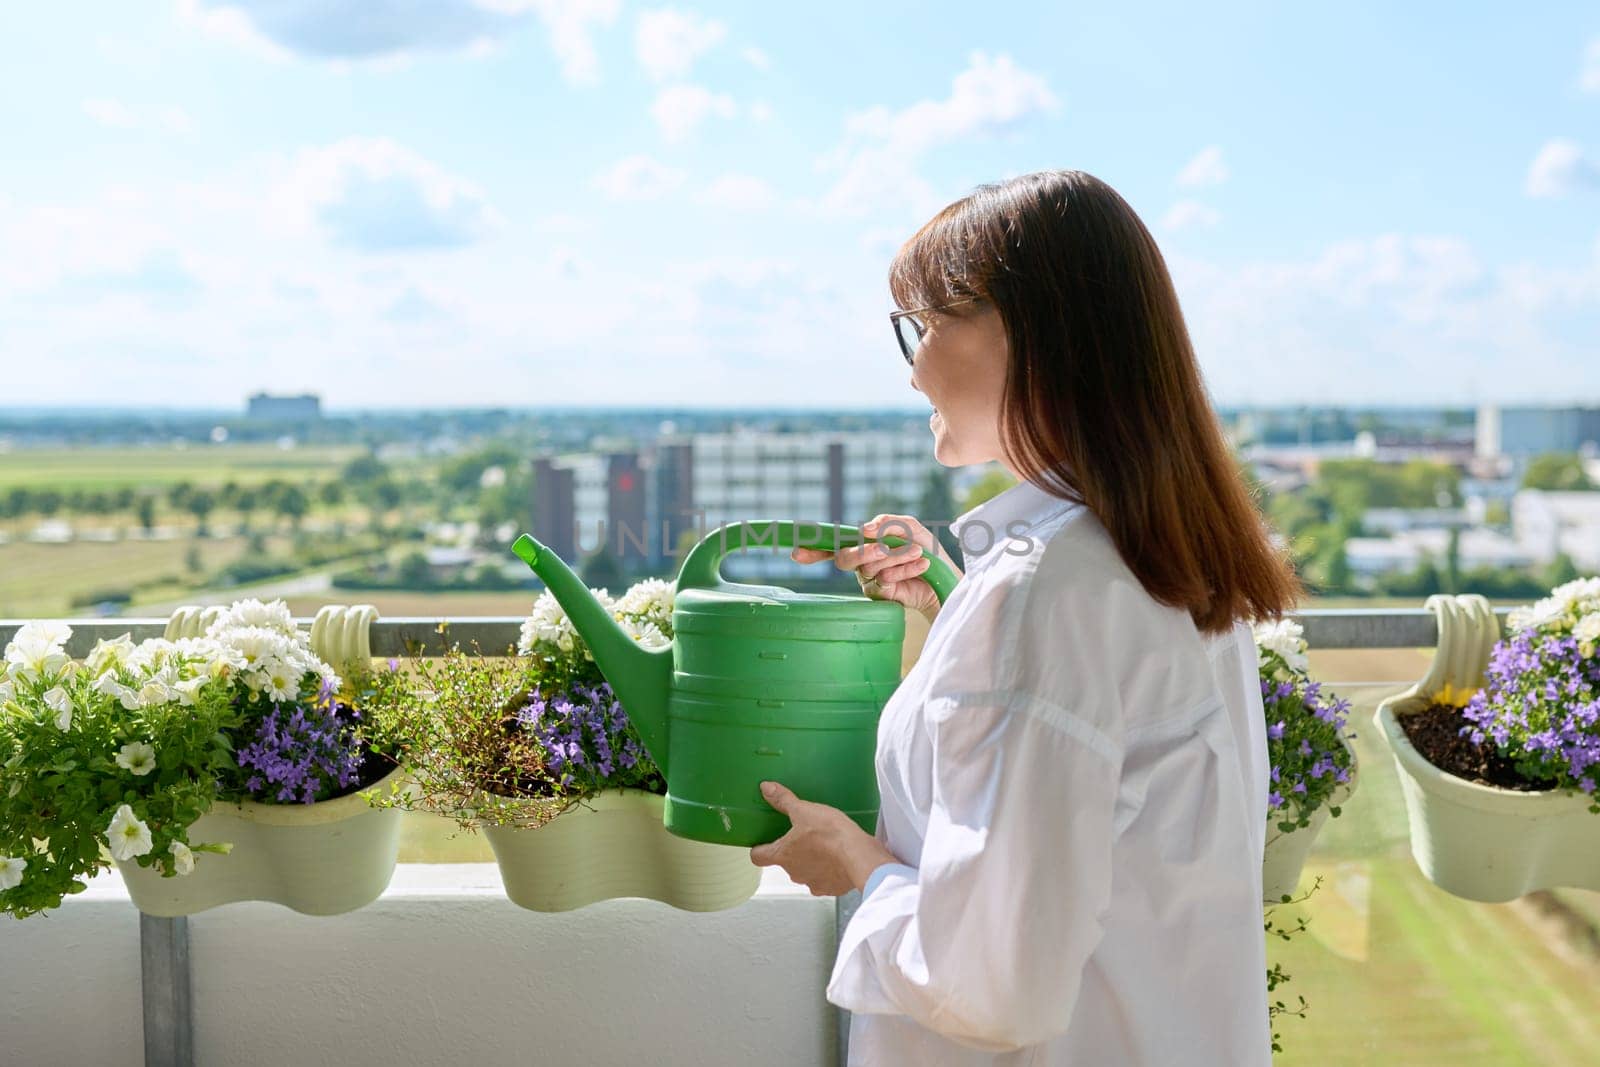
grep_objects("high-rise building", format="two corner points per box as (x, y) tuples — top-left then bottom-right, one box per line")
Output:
(527, 430), (944, 581)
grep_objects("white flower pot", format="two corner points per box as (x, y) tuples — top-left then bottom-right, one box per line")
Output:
(1376, 594), (1600, 903)
(116, 766), (408, 917)
(1262, 737), (1358, 904)
(482, 789), (761, 913)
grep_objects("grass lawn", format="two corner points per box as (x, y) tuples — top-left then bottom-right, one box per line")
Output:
(1273, 671), (1600, 1066)
(0, 443), (364, 491)
(0, 535), (290, 618)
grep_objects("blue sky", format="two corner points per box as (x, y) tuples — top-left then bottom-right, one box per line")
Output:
(1, 1), (1597, 410)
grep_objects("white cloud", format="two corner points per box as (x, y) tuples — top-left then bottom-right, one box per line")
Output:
(179, 0), (619, 83)
(1163, 200), (1221, 230)
(699, 174), (777, 212)
(650, 84), (737, 142)
(742, 46), (770, 71)
(635, 8), (727, 82)
(1176, 145), (1228, 188)
(816, 52), (1059, 218)
(1171, 234), (1600, 404)
(749, 100), (774, 122)
(1582, 37), (1600, 93)
(594, 155), (686, 200)
(1525, 138), (1600, 197)
(512, 0), (622, 86)
(274, 138), (501, 251)
(83, 99), (192, 134)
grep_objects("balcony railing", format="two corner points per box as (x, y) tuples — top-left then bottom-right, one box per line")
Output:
(0, 608), (1562, 1067)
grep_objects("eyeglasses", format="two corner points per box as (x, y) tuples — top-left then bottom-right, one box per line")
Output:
(889, 298), (979, 365)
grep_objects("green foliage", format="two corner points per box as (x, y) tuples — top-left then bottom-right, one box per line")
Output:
(1266, 878), (1322, 1055)
(960, 467), (1017, 513)
(1521, 452), (1595, 492)
(578, 544), (625, 590)
(0, 631), (240, 918)
(1318, 458), (1461, 512)
(352, 648), (568, 830)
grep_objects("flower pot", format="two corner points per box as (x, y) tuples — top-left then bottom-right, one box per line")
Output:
(1261, 736), (1359, 903)
(116, 766), (409, 917)
(482, 788), (761, 912)
(1375, 594), (1600, 903)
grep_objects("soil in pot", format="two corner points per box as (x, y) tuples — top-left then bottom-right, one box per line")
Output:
(1399, 702), (1559, 792)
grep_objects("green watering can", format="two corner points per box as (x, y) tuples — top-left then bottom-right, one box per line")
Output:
(511, 520), (960, 847)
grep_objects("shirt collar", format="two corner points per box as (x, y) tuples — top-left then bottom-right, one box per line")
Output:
(949, 475), (1080, 568)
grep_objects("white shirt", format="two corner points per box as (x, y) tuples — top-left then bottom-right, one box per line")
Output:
(827, 477), (1271, 1066)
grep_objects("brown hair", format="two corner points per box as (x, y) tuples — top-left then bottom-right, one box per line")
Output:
(891, 169), (1300, 633)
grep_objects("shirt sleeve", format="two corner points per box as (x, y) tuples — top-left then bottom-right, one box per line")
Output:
(863, 862), (917, 900)
(825, 688), (1124, 1052)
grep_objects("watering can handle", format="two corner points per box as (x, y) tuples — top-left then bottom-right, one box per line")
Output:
(676, 519), (959, 604)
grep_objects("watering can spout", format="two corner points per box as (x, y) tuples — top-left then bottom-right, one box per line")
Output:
(511, 534), (674, 777)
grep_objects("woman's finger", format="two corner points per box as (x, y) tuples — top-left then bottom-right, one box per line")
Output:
(790, 547), (834, 564)
(876, 556), (932, 586)
(749, 838), (784, 867)
(760, 780), (801, 815)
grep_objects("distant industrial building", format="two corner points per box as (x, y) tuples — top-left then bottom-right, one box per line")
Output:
(529, 430), (953, 580)
(245, 393), (322, 420)
(1476, 405), (1600, 459)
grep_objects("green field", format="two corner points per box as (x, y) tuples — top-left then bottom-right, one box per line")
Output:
(1273, 669), (1600, 1066)
(0, 443), (364, 491)
(0, 536), (293, 618)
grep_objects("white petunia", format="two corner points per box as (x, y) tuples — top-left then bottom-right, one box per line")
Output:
(43, 686), (73, 730)
(169, 841), (195, 877)
(106, 805), (153, 862)
(0, 679), (13, 703)
(115, 741), (158, 777)
(0, 854), (25, 891)
(137, 681), (173, 708)
(5, 631), (70, 683)
(86, 633), (135, 675)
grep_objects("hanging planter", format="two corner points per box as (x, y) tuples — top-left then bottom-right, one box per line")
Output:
(116, 765), (408, 917)
(1262, 735), (1358, 902)
(1375, 591), (1600, 903)
(1252, 619), (1360, 904)
(119, 601), (408, 916)
(483, 789), (760, 913)
(1, 601), (409, 920)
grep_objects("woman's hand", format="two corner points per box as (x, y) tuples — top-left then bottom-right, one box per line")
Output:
(750, 781), (899, 897)
(791, 514), (962, 621)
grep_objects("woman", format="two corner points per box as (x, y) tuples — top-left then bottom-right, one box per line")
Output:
(749, 170), (1299, 1066)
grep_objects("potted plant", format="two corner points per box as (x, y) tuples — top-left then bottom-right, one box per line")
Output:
(1254, 618), (1358, 904)
(0, 597), (411, 919)
(1, 623), (239, 918)
(1376, 586), (1600, 902)
(362, 577), (760, 912)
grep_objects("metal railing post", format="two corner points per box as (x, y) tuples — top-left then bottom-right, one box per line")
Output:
(140, 914), (194, 1067)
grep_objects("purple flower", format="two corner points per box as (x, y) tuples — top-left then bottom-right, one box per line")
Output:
(235, 697), (363, 805)
(1268, 721), (1286, 741)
